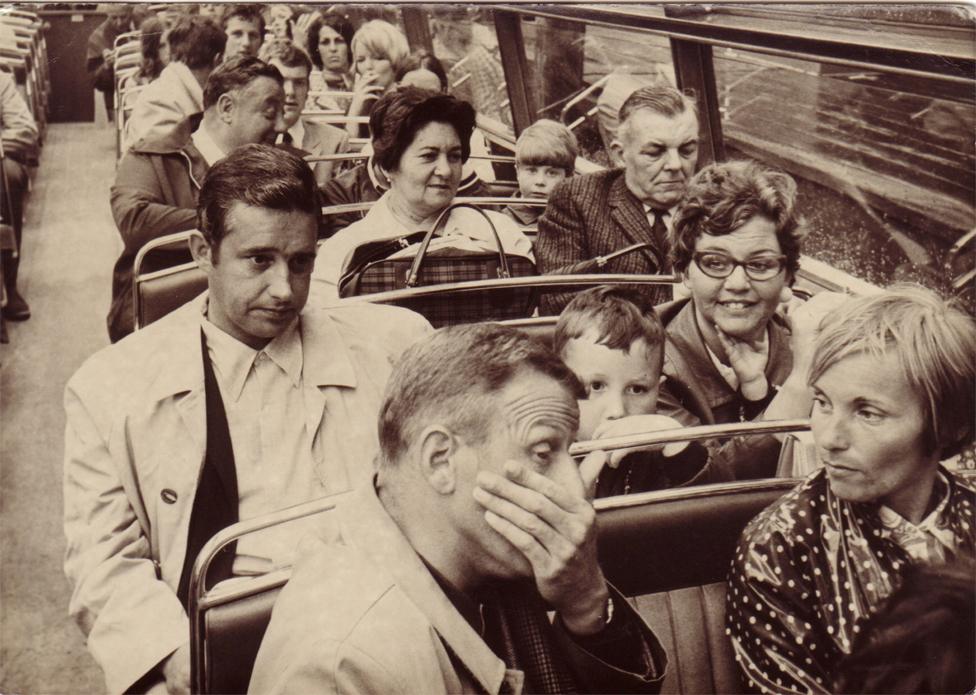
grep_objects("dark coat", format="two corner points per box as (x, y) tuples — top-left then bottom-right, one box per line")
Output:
(656, 298), (794, 482)
(535, 168), (672, 314)
(108, 114), (207, 342)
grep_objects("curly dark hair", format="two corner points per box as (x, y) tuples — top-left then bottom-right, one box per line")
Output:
(306, 13), (355, 72)
(669, 159), (806, 280)
(370, 87), (476, 173)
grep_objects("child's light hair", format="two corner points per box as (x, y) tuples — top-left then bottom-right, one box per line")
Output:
(351, 20), (409, 74)
(515, 118), (578, 174)
(554, 286), (665, 374)
(809, 284), (976, 458)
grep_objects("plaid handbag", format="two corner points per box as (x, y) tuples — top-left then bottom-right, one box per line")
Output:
(337, 203), (537, 327)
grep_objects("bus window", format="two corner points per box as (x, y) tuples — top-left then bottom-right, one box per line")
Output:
(515, 12), (677, 167)
(712, 45), (975, 294)
(428, 7), (512, 130)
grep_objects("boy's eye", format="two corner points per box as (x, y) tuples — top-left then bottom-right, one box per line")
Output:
(586, 380), (606, 395)
(248, 254), (273, 268)
(627, 384), (649, 396)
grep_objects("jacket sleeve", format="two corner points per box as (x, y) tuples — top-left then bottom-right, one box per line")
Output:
(110, 150), (197, 253)
(656, 376), (781, 483)
(0, 73), (37, 158)
(63, 375), (189, 694)
(535, 178), (588, 315)
(726, 528), (833, 695)
(553, 584), (668, 694)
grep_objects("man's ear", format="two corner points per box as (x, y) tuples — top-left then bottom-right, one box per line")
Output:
(216, 92), (236, 123)
(417, 425), (458, 495)
(188, 231), (215, 273)
(609, 138), (625, 168)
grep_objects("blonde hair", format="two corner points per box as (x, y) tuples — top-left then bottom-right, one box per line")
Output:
(515, 118), (578, 174)
(809, 284), (976, 458)
(350, 20), (409, 75)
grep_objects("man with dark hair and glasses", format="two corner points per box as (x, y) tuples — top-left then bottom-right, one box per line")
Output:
(657, 159), (845, 481)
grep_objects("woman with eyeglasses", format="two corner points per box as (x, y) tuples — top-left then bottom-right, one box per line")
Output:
(656, 159), (843, 482)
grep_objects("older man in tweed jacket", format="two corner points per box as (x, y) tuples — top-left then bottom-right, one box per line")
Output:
(535, 84), (699, 314)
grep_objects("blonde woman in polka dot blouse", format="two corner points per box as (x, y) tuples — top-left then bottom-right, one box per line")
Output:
(726, 285), (976, 694)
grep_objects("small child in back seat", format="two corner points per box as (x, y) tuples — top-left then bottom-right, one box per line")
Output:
(555, 286), (708, 497)
(503, 119), (578, 230)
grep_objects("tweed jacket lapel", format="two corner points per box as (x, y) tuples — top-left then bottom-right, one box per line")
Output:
(607, 174), (663, 270)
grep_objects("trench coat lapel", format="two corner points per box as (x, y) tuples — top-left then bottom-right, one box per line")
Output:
(608, 175), (661, 269)
(145, 298), (209, 466)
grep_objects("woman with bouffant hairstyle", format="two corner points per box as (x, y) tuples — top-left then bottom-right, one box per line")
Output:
(312, 88), (532, 301)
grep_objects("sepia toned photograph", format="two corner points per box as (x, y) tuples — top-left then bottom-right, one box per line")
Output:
(1, 2), (974, 693)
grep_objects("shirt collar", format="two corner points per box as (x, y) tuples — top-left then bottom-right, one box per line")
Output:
(285, 118), (306, 147)
(878, 471), (952, 535)
(199, 300), (303, 400)
(191, 121), (226, 167)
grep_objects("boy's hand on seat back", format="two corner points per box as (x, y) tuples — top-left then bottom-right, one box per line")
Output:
(592, 414), (690, 465)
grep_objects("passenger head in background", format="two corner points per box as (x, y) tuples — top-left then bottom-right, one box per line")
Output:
(104, 3), (134, 33)
(834, 557), (976, 694)
(554, 287), (665, 441)
(265, 44), (312, 130)
(307, 13), (354, 87)
(201, 56), (285, 151)
(809, 284), (976, 520)
(670, 159), (803, 356)
(136, 17), (166, 81)
(395, 50), (448, 92)
(347, 19), (409, 124)
(166, 14), (225, 87)
(370, 86), (475, 222)
(612, 84), (698, 210)
(222, 4), (265, 61)
(191, 144), (319, 349)
(514, 119), (578, 201)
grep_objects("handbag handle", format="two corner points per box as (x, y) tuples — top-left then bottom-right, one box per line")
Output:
(404, 202), (510, 288)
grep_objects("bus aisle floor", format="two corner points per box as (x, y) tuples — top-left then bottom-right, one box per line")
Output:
(1, 122), (120, 694)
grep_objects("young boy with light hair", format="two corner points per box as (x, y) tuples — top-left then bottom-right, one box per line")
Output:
(554, 286), (707, 497)
(504, 118), (578, 229)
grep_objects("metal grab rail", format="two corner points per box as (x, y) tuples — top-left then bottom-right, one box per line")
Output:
(571, 418), (811, 457)
(337, 273), (680, 305)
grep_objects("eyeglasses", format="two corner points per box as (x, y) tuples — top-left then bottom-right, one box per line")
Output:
(692, 252), (787, 281)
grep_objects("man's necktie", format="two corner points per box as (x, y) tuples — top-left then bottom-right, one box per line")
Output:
(647, 208), (669, 256)
(280, 131), (294, 146)
(481, 585), (579, 694)
(176, 330), (240, 609)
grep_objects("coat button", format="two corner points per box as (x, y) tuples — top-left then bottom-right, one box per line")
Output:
(161, 489), (178, 504)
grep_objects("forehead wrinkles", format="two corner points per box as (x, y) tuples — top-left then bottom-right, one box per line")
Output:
(503, 389), (578, 441)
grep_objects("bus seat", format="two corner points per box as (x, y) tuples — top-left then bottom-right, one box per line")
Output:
(135, 261), (207, 329)
(596, 479), (796, 693)
(131, 231), (205, 330)
(199, 574), (287, 695)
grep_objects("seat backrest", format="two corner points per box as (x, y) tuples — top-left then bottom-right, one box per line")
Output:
(191, 497), (340, 694)
(199, 573), (287, 695)
(135, 262), (207, 329)
(131, 231), (205, 330)
(597, 479), (796, 693)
